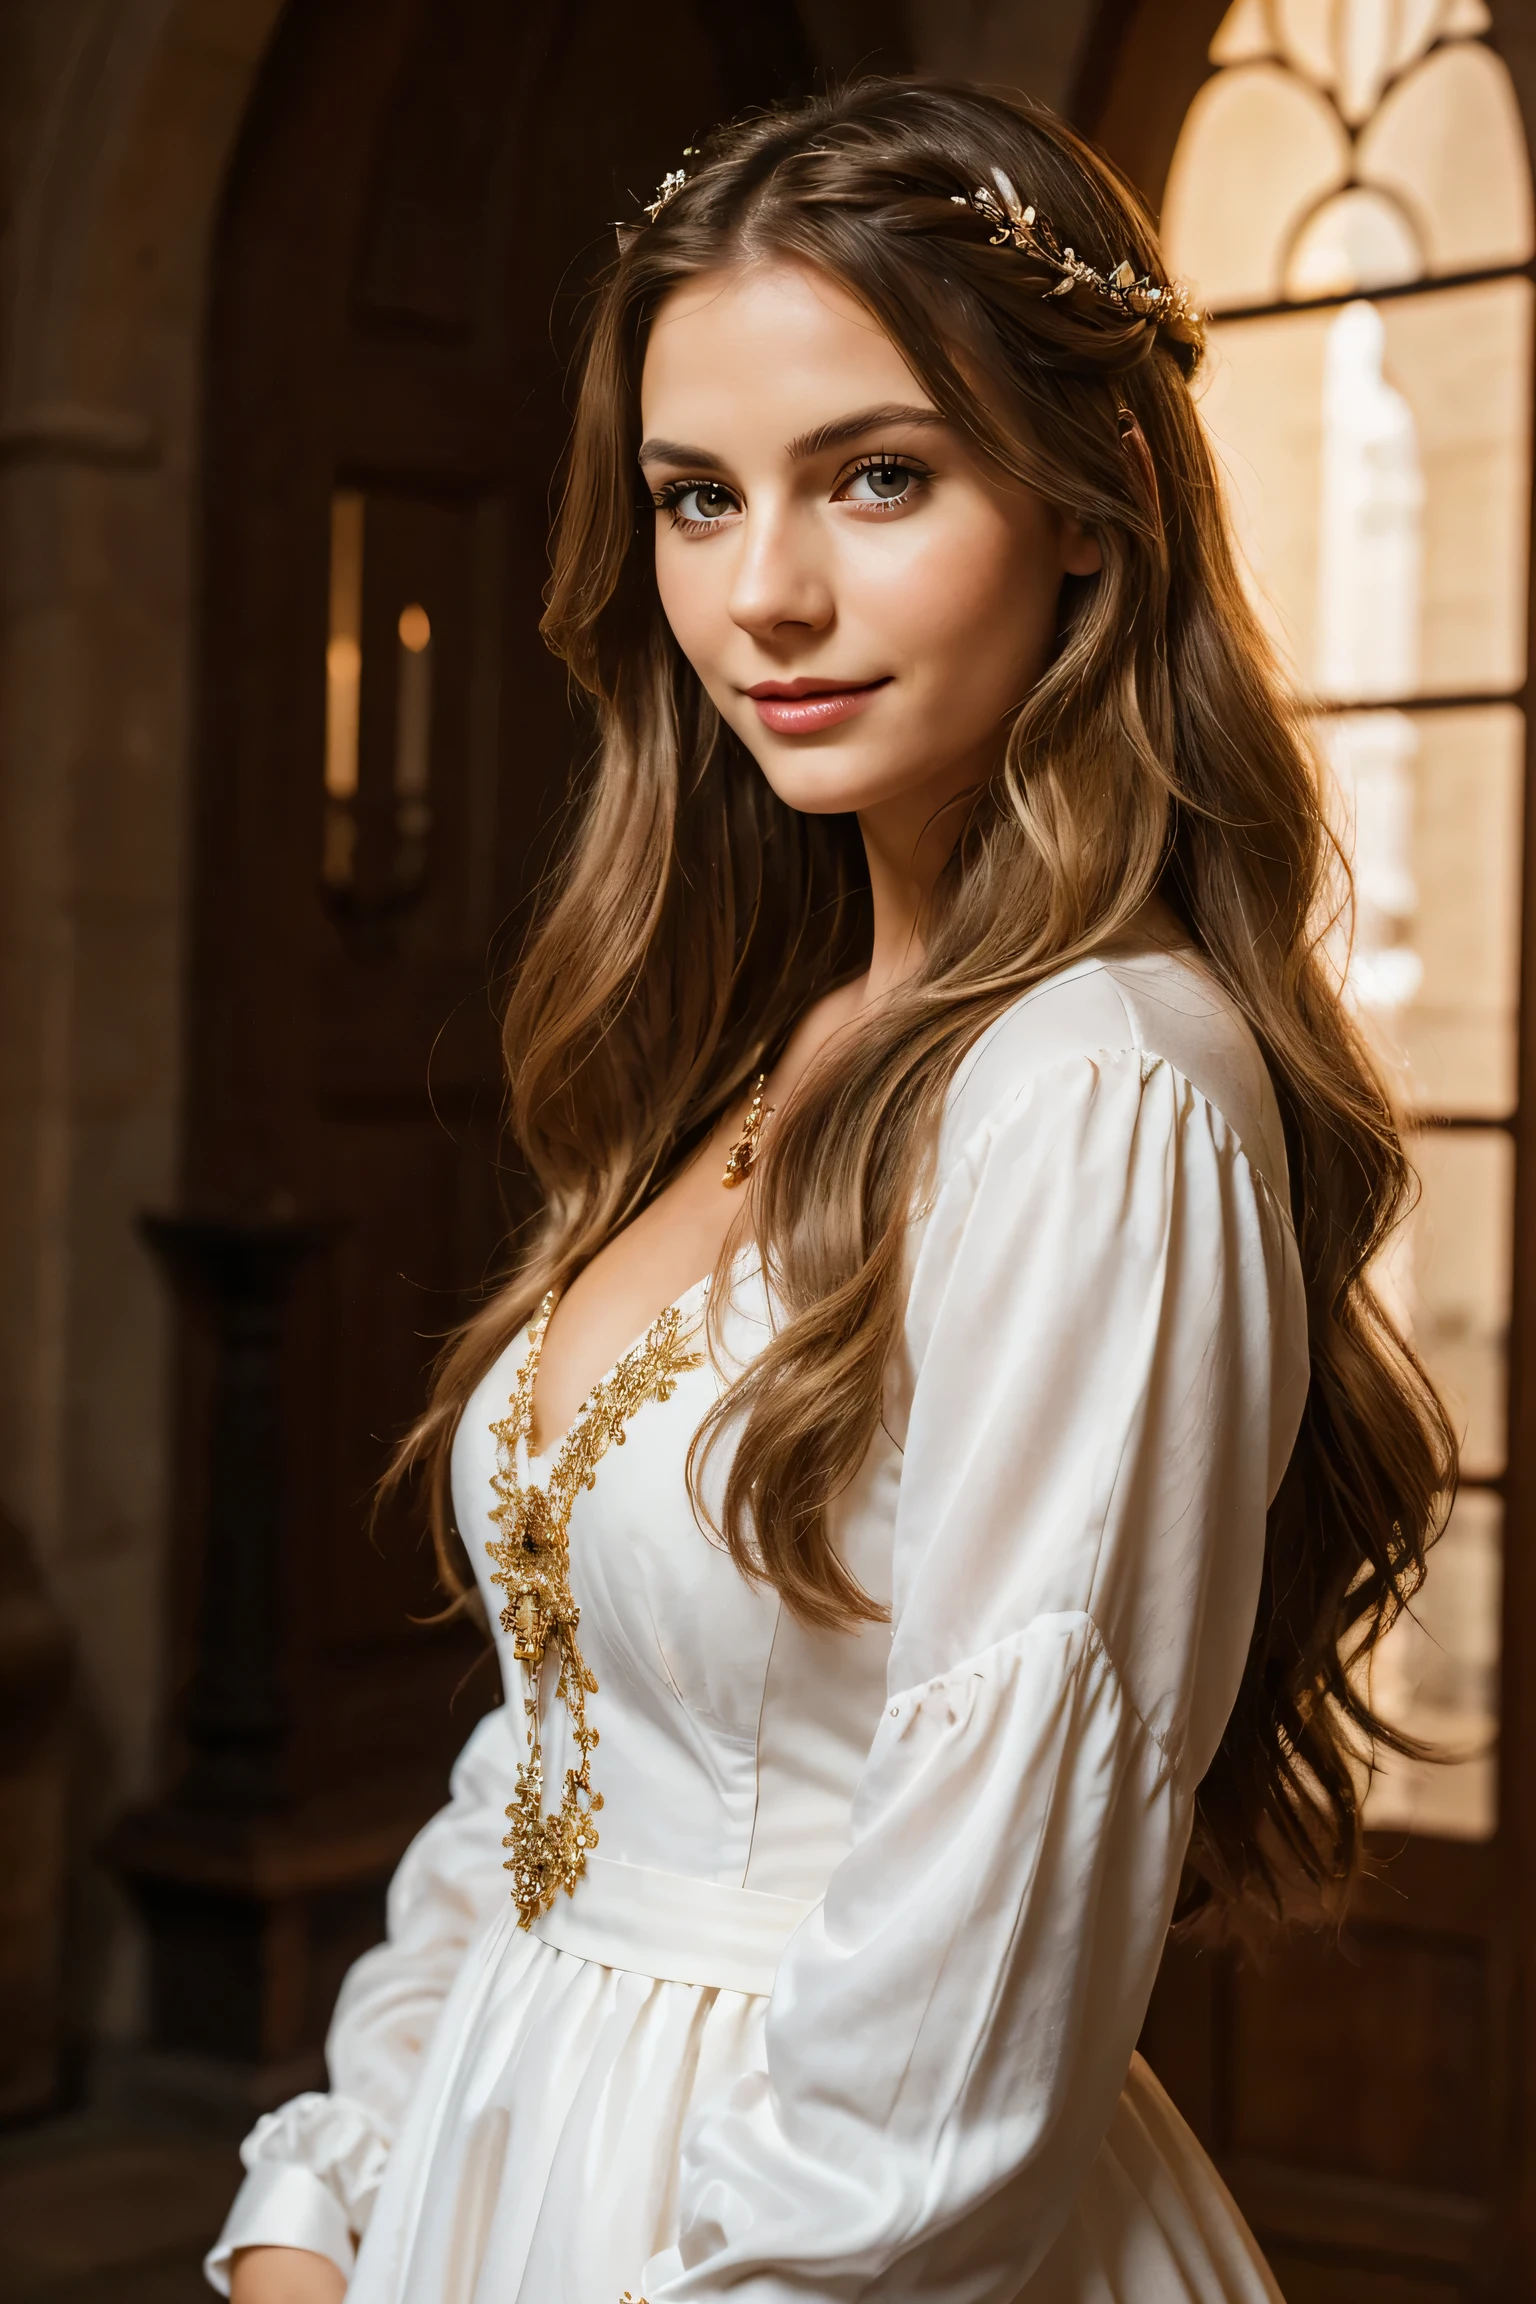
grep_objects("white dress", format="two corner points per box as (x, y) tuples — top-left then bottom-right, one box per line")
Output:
(208, 944), (1309, 2304)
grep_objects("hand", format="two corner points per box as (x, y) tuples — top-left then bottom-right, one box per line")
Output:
(229, 2246), (348, 2304)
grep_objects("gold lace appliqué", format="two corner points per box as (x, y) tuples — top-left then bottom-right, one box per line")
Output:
(487, 1292), (703, 1928)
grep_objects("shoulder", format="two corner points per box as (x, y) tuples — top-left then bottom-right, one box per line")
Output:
(939, 941), (1291, 1206)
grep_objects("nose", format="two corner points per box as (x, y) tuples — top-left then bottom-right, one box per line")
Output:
(726, 494), (833, 644)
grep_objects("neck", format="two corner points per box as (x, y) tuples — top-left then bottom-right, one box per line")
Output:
(853, 778), (974, 1004)
(849, 788), (1187, 1014)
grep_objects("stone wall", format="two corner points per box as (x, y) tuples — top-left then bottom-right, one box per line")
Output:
(0, 0), (289, 2047)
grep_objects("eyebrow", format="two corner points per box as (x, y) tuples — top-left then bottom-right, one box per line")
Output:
(637, 402), (947, 472)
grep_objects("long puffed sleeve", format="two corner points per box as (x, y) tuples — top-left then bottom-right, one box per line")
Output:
(644, 1045), (1307, 2302)
(204, 1701), (518, 2292)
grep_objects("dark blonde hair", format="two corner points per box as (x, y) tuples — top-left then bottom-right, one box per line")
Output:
(392, 79), (1455, 1924)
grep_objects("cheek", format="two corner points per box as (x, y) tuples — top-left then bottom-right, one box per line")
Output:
(654, 534), (723, 667)
(856, 508), (1061, 687)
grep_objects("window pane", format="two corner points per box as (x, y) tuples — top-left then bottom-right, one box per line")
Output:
(1209, 0), (1276, 67)
(1407, 707), (1522, 1114)
(1162, 63), (1350, 309)
(1200, 277), (1533, 696)
(1364, 1487), (1500, 1841)
(1400, 1126), (1512, 1477)
(1197, 305), (1328, 672)
(1377, 0), (1445, 101)
(1286, 184), (1422, 296)
(1323, 704), (1523, 1116)
(1262, 1), (1450, 119)
(1358, 39), (1535, 275)
(1379, 278), (1533, 694)
(1274, 0), (1341, 90)
(1338, 0), (1440, 124)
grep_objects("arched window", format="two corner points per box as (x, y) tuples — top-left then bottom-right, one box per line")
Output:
(1164, 0), (1535, 1839)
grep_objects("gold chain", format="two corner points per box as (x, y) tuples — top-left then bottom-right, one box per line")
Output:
(721, 1072), (773, 1187)
(486, 1292), (703, 1927)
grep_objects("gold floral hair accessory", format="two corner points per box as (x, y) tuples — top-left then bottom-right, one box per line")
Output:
(952, 169), (1198, 331)
(642, 148), (698, 222)
(643, 168), (687, 222)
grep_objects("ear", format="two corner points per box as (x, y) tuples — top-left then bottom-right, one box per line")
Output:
(1060, 512), (1103, 577)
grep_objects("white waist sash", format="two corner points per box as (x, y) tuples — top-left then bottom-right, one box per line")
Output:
(528, 1852), (816, 1996)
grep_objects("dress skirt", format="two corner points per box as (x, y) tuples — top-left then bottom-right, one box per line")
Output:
(347, 1859), (1282, 2304)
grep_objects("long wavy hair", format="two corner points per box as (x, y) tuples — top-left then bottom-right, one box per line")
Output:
(391, 78), (1455, 1925)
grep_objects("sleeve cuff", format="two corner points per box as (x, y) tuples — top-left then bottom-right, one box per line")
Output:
(203, 2162), (357, 2295)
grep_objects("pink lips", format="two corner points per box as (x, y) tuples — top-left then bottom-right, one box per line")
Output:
(745, 677), (891, 734)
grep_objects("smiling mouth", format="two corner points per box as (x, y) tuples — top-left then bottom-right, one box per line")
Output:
(744, 676), (892, 733)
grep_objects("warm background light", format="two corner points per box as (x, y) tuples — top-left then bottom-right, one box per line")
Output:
(324, 491), (365, 816)
(1164, 0), (1533, 1841)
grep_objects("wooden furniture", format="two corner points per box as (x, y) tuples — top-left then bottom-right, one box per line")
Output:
(111, 1215), (416, 2097)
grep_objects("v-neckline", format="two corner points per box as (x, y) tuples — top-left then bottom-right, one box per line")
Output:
(521, 1267), (715, 1469)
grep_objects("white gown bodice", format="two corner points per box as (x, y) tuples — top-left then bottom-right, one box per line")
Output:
(471, 1270), (899, 1910)
(208, 943), (1307, 2304)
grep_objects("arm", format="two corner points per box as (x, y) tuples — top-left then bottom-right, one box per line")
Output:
(229, 2250), (346, 2304)
(646, 1047), (1307, 2302)
(205, 1700), (518, 2294)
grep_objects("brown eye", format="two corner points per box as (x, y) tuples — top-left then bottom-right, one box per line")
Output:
(666, 481), (737, 524)
(843, 459), (923, 507)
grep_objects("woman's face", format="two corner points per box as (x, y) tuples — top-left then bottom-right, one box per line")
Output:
(640, 258), (1100, 841)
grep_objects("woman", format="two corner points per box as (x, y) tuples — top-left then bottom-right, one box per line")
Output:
(212, 78), (1451, 2304)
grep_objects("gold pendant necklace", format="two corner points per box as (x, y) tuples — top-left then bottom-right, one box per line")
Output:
(486, 1292), (703, 1927)
(721, 1072), (773, 1187)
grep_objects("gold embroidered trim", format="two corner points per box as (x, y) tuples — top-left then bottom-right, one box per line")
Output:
(487, 1292), (703, 1927)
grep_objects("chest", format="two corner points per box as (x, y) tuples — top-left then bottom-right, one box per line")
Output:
(455, 1297), (782, 1737)
(450, 1287), (897, 1786)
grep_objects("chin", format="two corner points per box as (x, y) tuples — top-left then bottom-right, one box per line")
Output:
(735, 740), (915, 818)
(754, 764), (903, 817)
